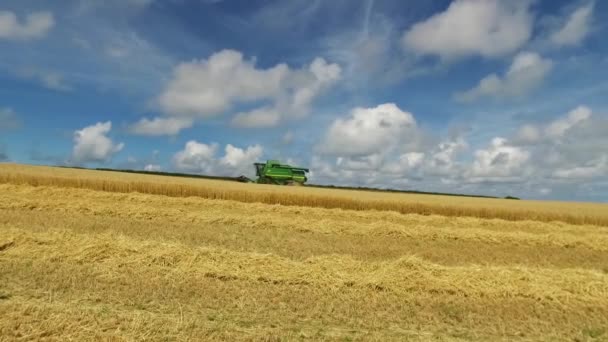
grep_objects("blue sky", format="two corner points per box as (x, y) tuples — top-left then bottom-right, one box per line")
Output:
(1, 0), (607, 201)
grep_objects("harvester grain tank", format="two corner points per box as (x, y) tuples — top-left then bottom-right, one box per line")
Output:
(253, 160), (309, 185)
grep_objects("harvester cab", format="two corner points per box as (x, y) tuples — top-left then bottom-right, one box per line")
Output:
(253, 160), (309, 185)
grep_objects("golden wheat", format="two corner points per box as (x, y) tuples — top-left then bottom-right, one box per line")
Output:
(1, 163), (607, 226)
(1, 181), (608, 341)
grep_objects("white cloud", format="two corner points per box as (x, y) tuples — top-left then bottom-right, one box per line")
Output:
(144, 164), (162, 172)
(468, 106), (605, 185)
(468, 137), (531, 182)
(72, 122), (124, 164)
(173, 140), (263, 177)
(232, 107), (281, 128)
(516, 124), (541, 143)
(130, 117), (193, 136)
(516, 106), (592, 143)
(424, 138), (468, 176)
(231, 57), (341, 128)
(311, 104), (608, 199)
(312, 103), (442, 187)
(511, 106), (608, 184)
(173, 141), (218, 173)
(313, 135), (464, 188)
(159, 50), (288, 117)
(0, 11), (54, 40)
(220, 144), (264, 175)
(402, 0), (533, 59)
(382, 152), (425, 175)
(158, 50), (340, 129)
(553, 156), (606, 179)
(16, 68), (72, 92)
(545, 105), (591, 138)
(550, 2), (594, 47)
(455, 52), (553, 102)
(319, 103), (417, 157)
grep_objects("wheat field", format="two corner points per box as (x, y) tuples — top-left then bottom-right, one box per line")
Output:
(1, 164), (608, 341)
(2, 163), (608, 226)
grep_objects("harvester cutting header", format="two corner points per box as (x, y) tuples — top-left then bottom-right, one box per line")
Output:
(243, 160), (309, 185)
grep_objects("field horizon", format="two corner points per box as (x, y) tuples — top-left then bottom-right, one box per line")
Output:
(2, 163), (607, 226)
(76, 164), (515, 200)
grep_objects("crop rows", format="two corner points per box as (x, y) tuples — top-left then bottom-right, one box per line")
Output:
(1, 180), (608, 340)
(1, 164), (607, 226)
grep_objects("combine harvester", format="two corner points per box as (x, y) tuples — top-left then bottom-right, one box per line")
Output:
(239, 160), (309, 185)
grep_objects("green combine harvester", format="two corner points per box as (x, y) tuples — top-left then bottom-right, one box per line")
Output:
(251, 160), (310, 185)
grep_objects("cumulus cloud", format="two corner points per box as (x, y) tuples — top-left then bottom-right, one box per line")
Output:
(155, 50), (340, 132)
(424, 138), (468, 177)
(319, 103), (418, 157)
(455, 52), (553, 102)
(550, 2), (594, 47)
(220, 144), (264, 175)
(0, 11), (54, 40)
(232, 57), (341, 128)
(72, 122), (124, 164)
(312, 103), (478, 190)
(173, 141), (218, 173)
(468, 137), (531, 182)
(383, 152), (425, 174)
(159, 50), (288, 117)
(468, 106), (606, 185)
(545, 105), (591, 138)
(402, 0), (533, 59)
(313, 103), (441, 186)
(173, 141), (263, 177)
(511, 106), (607, 183)
(311, 103), (608, 199)
(516, 106), (592, 143)
(130, 117), (193, 136)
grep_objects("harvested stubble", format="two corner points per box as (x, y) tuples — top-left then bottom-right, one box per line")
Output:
(1, 182), (608, 341)
(1, 163), (608, 226)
